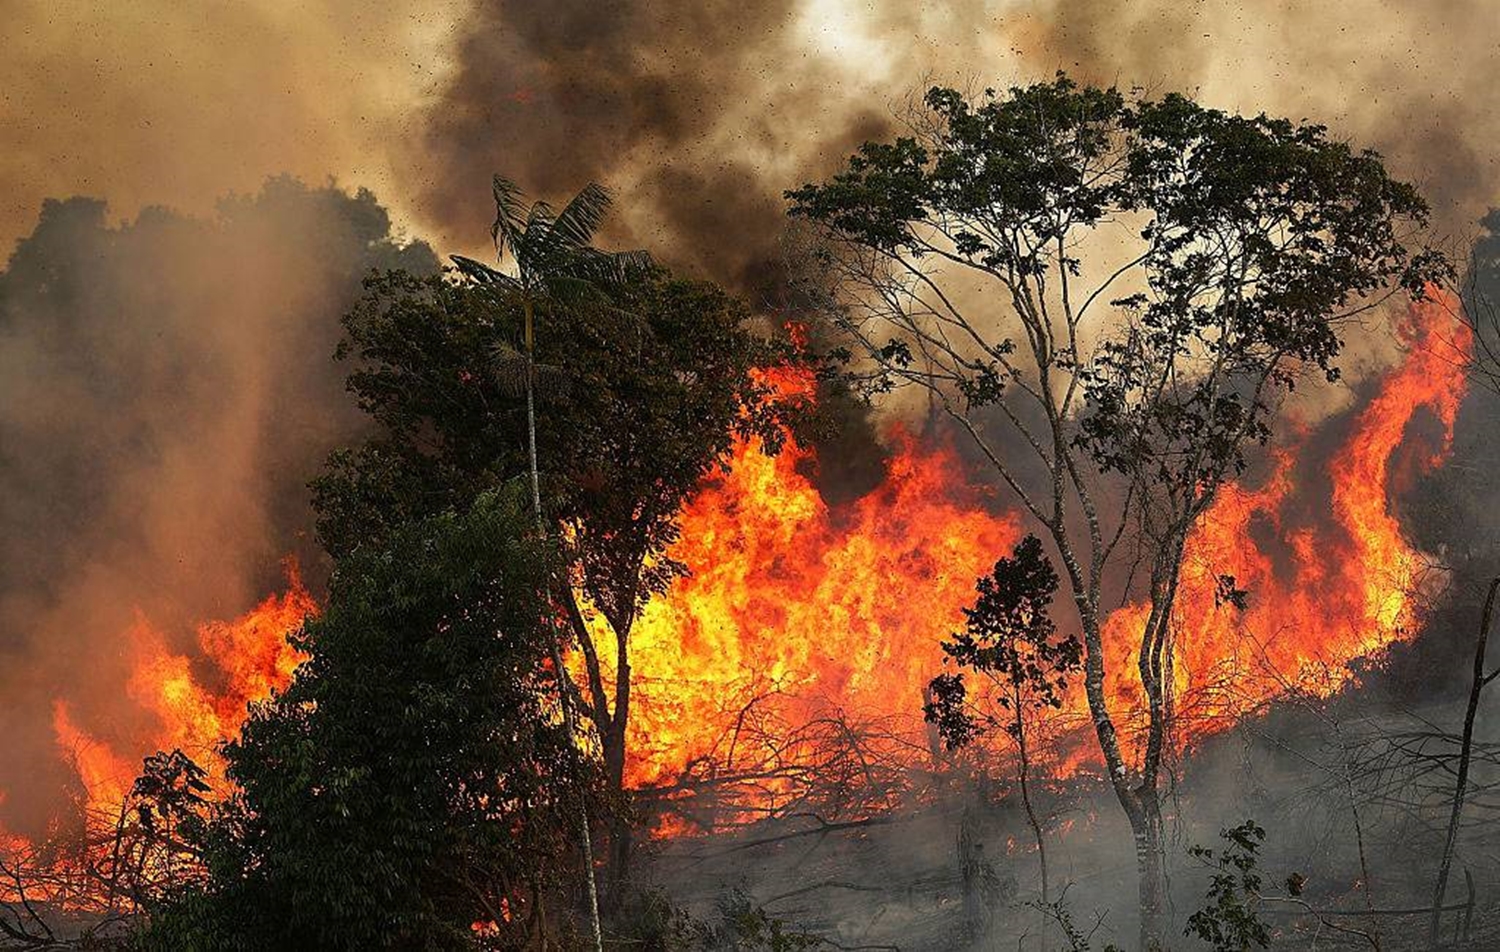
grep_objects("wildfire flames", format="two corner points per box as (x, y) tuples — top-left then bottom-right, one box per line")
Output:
(1097, 293), (1471, 759)
(623, 421), (1023, 795)
(0, 296), (1471, 858)
(624, 294), (1472, 810)
(35, 568), (312, 828)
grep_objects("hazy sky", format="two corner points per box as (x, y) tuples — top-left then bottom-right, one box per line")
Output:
(4, 0), (1496, 270)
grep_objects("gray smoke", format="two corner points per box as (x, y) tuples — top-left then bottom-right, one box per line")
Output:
(0, 178), (434, 834)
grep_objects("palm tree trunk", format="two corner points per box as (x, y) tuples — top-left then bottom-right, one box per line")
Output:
(524, 304), (543, 521)
(547, 638), (605, 952)
(523, 299), (604, 952)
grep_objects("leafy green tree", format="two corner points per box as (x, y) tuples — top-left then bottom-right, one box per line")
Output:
(1185, 821), (1270, 952)
(128, 749), (214, 902)
(789, 74), (1444, 948)
(140, 492), (598, 950)
(926, 534), (1081, 905)
(311, 179), (788, 896)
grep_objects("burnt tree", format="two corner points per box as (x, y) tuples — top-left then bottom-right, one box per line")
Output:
(1430, 577), (1500, 945)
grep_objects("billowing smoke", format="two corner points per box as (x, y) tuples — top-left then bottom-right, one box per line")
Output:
(6, 2), (1497, 261)
(402, 1), (1500, 286)
(3, 0), (1499, 866)
(6, 2), (1497, 291)
(0, 179), (433, 833)
(1021, 0), (1499, 221)
(408, 0), (900, 302)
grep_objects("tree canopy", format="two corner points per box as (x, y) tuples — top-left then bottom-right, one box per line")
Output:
(789, 73), (1446, 947)
(926, 534), (1080, 751)
(310, 180), (796, 909)
(313, 266), (783, 620)
(142, 491), (594, 950)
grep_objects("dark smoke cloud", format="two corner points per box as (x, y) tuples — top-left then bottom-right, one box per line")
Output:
(1021, 0), (1500, 227)
(0, 179), (434, 834)
(411, 1), (1500, 281)
(408, 0), (895, 299)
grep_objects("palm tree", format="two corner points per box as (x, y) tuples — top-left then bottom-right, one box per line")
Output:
(452, 175), (650, 950)
(452, 175), (650, 525)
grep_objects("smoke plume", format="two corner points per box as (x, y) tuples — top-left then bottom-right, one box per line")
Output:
(0, 179), (433, 833)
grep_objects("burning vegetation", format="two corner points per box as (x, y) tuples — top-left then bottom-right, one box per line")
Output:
(3, 37), (1500, 952)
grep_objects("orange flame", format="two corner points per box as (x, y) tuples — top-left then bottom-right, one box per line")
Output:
(1096, 292), (1470, 760)
(44, 565), (313, 823)
(624, 419), (1024, 792)
(628, 293), (1471, 805)
(1, 565), (313, 909)
(2, 294), (1471, 855)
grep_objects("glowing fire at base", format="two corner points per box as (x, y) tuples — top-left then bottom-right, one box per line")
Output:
(0, 568), (313, 910)
(626, 292), (1472, 806)
(1095, 293), (1472, 764)
(47, 567), (314, 823)
(0, 295), (1472, 852)
(623, 426), (1023, 792)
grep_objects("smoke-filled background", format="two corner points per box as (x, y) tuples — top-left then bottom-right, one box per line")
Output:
(8, 2), (1498, 284)
(3, 0), (1500, 869)
(0, 182), (434, 832)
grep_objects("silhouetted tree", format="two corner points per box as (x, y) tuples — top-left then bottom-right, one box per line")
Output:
(139, 492), (598, 950)
(926, 534), (1081, 906)
(312, 179), (791, 902)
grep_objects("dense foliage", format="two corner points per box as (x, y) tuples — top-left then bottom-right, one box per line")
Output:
(310, 217), (792, 902)
(314, 266), (782, 605)
(141, 492), (597, 950)
(926, 534), (1081, 750)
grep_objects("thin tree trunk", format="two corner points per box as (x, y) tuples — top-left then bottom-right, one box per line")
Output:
(957, 803), (985, 940)
(548, 639), (605, 952)
(524, 309), (543, 522)
(1131, 540), (1187, 951)
(1013, 690), (1049, 904)
(1131, 795), (1168, 951)
(1430, 576), (1500, 946)
(522, 299), (603, 952)
(603, 707), (633, 908)
(1077, 597), (1171, 951)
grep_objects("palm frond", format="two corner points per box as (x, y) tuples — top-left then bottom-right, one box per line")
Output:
(490, 342), (570, 400)
(514, 200), (561, 279)
(525, 201), (556, 236)
(490, 176), (529, 263)
(567, 247), (657, 288)
(541, 273), (654, 343)
(551, 183), (614, 252)
(541, 273), (618, 313)
(450, 255), (521, 291)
